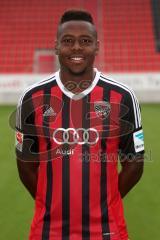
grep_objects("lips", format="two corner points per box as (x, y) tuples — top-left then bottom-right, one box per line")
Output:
(68, 56), (85, 63)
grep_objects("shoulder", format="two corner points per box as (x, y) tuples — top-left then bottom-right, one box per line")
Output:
(18, 73), (57, 106)
(99, 72), (139, 103)
(16, 73), (57, 130)
(99, 72), (133, 95)
(99, 72), (142, 128)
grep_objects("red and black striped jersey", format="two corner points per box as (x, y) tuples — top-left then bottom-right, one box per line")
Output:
(16, 69), (144, 240)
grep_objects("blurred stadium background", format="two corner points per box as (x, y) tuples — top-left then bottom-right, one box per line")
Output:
(0, 0), (160, 239)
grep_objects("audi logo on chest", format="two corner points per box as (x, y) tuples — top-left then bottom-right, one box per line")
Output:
(53, 128), (99, 145)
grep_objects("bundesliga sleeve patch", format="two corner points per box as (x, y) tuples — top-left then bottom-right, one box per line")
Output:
(15, 130), (23, 152)
(133, 129), (144, 153)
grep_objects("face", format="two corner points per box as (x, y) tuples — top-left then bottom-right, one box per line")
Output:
(55, 21), (99, 76)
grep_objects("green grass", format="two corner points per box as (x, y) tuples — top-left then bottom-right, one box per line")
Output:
(124, 104), (160, 239)
(0, 104), (159, 239)
(0, 106), (34, 240)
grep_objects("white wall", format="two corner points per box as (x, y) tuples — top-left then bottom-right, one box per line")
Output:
(0, 73), (160, 104)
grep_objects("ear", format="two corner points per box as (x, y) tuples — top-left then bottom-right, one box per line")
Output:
(54, 40), (59, 55)
(95, 40), (100, 55)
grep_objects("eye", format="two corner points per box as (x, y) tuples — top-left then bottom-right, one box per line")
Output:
(83, 39), (90, 43)
(65, 39), (72, 43)
(62, 38), (73, 44)
(80, 38), (93, 45)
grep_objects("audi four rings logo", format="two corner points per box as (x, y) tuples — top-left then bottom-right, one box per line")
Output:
(53, 128), (99, 145)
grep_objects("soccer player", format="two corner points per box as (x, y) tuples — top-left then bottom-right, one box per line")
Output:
(16, 9), (144, 240)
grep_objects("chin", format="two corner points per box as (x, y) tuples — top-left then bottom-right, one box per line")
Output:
(68, 68), (87, 76)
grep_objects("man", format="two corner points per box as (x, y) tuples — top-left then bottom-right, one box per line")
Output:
(16, 9), (144, 240)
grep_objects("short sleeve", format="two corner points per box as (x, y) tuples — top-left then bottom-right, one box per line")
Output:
(119, 89), (144, 159)
(15, 91), (39, 161)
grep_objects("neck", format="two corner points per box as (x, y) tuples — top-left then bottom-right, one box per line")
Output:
(59, 67), (96, 94)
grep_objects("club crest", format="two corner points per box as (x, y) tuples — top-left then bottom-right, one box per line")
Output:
(94, 101), (111, 119)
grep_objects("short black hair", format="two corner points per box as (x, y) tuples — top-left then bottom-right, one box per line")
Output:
(59, 9), (94, 25)
(57, 9), (97, 39)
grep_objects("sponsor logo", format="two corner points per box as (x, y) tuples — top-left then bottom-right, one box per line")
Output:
(94, 101), (111, 119)
(133, 129), (144, 153)
(56, 148), (74, 155)
(53, 128), (99, 145)
(43, 106), (56, 117)
(15, 130), (23, 152)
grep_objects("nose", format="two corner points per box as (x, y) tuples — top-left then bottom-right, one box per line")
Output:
(72, 40), (82, 50)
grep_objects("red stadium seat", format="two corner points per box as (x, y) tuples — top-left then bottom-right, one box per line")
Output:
(0, 0), (159, 73)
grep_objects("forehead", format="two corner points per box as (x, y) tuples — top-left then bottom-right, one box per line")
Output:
(57, 20), (97, 38)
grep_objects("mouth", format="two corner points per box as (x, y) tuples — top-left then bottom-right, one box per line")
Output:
(68, 56), (85, 64)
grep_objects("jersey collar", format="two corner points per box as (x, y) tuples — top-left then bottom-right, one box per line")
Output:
(55, 68), (100, 100)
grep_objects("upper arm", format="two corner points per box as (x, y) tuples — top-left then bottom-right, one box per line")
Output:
(119, 90), (145, 164)
(15, 91), (39, 165)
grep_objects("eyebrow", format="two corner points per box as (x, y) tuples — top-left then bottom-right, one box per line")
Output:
(61, 34), (94, 39)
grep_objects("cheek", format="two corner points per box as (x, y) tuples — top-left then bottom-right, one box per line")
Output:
(86, 47), (98, 56)
(59, 45), (70, 53)
(57, 49), (67, 59)
(56, 45), (67, 56)
(86, 51), (97, 61)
